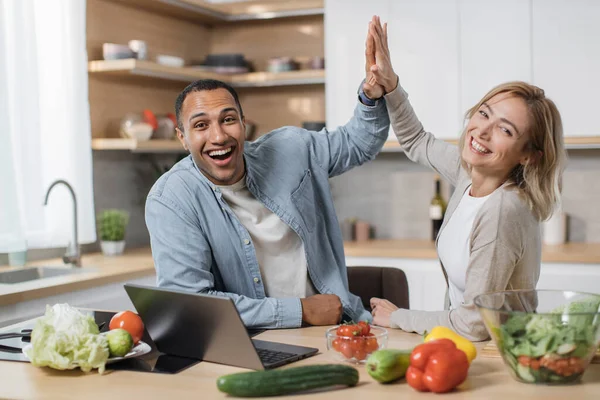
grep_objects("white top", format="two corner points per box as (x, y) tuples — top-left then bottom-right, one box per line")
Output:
(437, 186), (491, 309)
(218, 177), (316, 298)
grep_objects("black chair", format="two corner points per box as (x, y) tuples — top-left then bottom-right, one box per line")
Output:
(347, 266), (409, 311)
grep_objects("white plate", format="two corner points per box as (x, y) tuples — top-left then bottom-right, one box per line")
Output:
(106, 341), (152, 364)
(22, 341), (152, 365)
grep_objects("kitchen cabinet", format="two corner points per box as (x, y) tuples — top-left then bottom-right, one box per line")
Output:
(324, 0), (389, 137)
(532, 0), (600, 137)
(346, 256), (447, 311)
(0, 274), (156, 328)
(388, 0), (461, 139)
(327, 0), (600, 149)
(325, 0), (460, 140)
(536, 262), (600, 295)
(346, 256), (600, 313)
(459, 0), (532, 114)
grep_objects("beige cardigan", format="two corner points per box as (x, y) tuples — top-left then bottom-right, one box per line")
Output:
(385, 85), (541, 341)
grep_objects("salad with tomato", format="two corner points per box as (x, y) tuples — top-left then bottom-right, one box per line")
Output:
(497, 297), (600, 384)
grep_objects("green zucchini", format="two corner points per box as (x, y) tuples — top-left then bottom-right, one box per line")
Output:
(216, 364), (359, 397)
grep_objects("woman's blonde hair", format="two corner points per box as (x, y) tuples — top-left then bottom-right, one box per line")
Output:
(458, 81), (567, 221)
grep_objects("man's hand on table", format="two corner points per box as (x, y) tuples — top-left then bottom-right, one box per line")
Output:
(300, 294), (343, 325)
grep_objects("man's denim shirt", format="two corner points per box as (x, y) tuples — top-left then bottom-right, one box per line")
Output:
(145, 98), (390, 329)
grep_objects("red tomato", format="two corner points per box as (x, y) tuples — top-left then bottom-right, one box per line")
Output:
(349, 337), (365, 360)
(332, 338), (343, 351)
(354, 348), (367, 361)
(336, 324), (361, 338)
(109, 311), (145, 344)
(339, 341), (354, 359)
(357, 320), (370, 336)
(365, 336), (379, 353)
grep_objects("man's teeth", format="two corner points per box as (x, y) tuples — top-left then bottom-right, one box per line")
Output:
(471, 139), (491, 154)
(208, 147), (232, 157)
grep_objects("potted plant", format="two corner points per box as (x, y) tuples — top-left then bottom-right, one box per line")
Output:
(97, 209), (129, 256)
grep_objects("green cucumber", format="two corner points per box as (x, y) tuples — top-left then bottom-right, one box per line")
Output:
(216, 364), (359, 397)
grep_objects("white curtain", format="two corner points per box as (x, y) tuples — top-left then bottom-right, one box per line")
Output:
(0, 0), (95, 252)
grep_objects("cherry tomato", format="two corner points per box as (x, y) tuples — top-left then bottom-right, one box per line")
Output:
(351, 337), (367, 360)
(339, 341), (354, 359)
(332, 338), (343, 351)
(336, 324), (361, 338)
(357, 321), (370, 336)
(365, 336), (379, 353)
(109, 310), (145, 344)
(351, 338), (366, 359)
(354, 348), (367, 360)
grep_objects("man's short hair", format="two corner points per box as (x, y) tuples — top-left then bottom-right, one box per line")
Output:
(175, 79), (244, 131)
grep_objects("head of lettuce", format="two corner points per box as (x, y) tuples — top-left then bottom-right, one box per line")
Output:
(24, 304), (109, 373)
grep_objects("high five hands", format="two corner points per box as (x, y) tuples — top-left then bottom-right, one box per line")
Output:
(363, 15), (399, 98)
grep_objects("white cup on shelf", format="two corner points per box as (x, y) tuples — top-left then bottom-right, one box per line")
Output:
(543, 208), (567, 245)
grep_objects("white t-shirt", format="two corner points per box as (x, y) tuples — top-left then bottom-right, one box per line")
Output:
(218, 177), (317, 298)
(437, 186), (491, 309)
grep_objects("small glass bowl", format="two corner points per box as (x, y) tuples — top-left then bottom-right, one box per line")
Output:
(474, 289), (600, 385)
(325, 325), (388, 364)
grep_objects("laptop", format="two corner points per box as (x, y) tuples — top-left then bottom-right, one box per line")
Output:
(124, 284), (319, 370)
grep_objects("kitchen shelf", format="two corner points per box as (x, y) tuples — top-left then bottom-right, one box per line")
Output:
(88, 59), (325, 87)
(91, 138), (185, 153)
(107, 0), (324, 23)
(381, 136), (600, 152)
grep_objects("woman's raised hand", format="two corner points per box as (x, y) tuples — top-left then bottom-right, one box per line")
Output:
(363, 18), (385, 99)
(368, 15), (398, 94)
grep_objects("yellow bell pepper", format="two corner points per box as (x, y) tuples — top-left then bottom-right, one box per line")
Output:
(424, 326), (477, 364)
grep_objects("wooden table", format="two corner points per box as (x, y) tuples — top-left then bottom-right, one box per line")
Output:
(1, 324), (599, 399)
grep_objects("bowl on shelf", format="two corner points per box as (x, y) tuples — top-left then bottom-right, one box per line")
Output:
(474, 289), (600, 385)
(119, 113), (154, 141)
(103, 43), (135, 60)
(325, 325), (387, 364)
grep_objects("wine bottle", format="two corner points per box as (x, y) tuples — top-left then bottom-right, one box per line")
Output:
(430, 176), (447, 241)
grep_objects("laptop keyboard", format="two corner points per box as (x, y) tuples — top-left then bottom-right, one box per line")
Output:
(256, 348), (297, 365)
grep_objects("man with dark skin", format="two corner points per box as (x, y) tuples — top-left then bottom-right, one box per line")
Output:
(146, 26), (390, 328)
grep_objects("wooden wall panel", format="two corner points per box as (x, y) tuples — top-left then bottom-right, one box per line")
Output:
(88, 0), (325, 139)
(88, 76), (185, 138)
(87, 0), (211, 62)
(237, 85), (325, 137)
(209, 15), (324, 72)
(87, 0), (211, 137)
(181, 0), (323, 16)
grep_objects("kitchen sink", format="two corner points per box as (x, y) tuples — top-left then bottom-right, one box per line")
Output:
(0, 267), (95, 284)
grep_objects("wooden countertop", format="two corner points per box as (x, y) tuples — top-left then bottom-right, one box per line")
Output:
(1, 239), (598, 307)
(0, 248), (155, 307)
(0, 323), (598, 399)
(344, 239), (600, 264)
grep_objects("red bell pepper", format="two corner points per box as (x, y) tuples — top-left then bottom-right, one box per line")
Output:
(406, 338), (469, 393)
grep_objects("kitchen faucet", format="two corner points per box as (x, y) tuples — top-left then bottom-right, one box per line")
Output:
(44, 179), (81, 267)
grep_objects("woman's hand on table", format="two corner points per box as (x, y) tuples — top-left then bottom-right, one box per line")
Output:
(370, 297), (399, 327)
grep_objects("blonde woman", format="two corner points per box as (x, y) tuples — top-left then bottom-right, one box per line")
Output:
(366, 16), (567, 340)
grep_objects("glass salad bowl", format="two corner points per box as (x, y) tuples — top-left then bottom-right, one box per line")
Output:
(474, 289), (600, 385)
